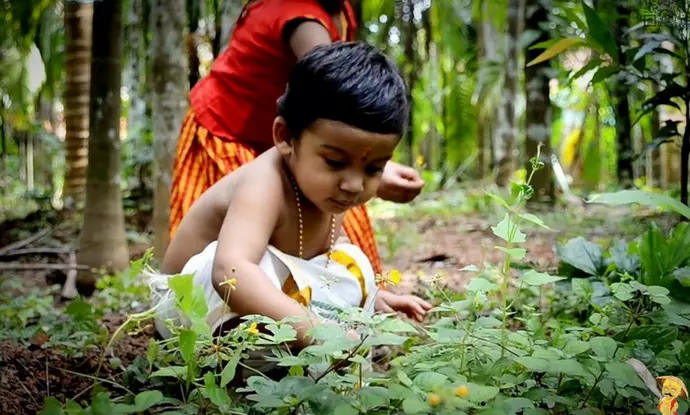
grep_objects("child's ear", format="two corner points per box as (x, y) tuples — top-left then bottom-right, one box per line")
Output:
(272, 117), (293, 156)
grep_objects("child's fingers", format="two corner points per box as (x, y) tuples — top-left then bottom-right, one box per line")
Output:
(378, 301), (395, 314)
(417, 297), (433, 310)
(406, 299), (427, 318)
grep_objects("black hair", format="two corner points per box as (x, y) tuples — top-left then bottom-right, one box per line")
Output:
(277, 41), (409, 139)
(317, 0), (344, 14)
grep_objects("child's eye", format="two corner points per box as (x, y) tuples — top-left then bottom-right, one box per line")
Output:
(366, 166), (384, 176)
(324, 158), (346, 169)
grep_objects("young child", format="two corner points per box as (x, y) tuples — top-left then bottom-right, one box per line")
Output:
(152, 42), (431, 352)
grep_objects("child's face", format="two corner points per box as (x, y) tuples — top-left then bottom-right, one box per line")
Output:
(289, 119), (399, 214)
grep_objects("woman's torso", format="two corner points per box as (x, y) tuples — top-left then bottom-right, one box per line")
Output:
(190, 0), (357, 153)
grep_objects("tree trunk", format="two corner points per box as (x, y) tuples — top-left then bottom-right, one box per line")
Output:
(494, 0), (524, 187)
(476, 1), (497, 179)
(63, 2), (93, 207)
(681, 70), (690, 209)
(613, 1), (633, 187)
(77, 0), (129, 295)
(403, 0), (416, 167)
(650, 82), (662, 187)
(213, 0), (242, 57)
(524, 0), (554, 204)
(125, 0), (146, 143)
(152, 0), (189, 259)
(187, 0), (201, 89)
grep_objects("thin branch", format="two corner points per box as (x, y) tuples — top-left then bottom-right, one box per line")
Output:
(0, 247), (72, 258)
(0, 229), (51, 255)
(0, 263), (89, 271)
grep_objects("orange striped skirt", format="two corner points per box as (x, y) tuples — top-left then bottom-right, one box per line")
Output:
(169, 109), (383, 276)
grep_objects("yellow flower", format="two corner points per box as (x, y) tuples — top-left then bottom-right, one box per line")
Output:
(416, 155), (424, 168)
(427, 393), (441, 406)
(454, 385), (470, 398)
(387, 269), (402, 285)
(245, 322), (259, 335)
(219, 276), (237, 290)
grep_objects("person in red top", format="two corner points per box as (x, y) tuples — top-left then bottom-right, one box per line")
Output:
(169, 0), (425, 277)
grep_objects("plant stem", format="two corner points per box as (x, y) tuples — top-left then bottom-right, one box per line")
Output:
(314, 336), (369, 383)
(56, 367), (135, 396)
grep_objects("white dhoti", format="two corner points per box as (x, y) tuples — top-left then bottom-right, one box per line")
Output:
(149, 242), (379, 340)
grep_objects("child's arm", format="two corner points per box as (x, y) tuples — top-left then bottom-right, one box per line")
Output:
(211, 178), (320, 349)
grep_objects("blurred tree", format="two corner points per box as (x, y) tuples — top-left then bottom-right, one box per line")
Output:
(77, 0), (129, 294)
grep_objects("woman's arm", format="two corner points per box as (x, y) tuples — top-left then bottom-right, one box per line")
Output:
(288, 20), (332, 58)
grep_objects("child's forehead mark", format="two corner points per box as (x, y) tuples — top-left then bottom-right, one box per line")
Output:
(360, 146), (372, 161)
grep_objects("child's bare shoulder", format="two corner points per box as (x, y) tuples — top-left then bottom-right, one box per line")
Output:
(221, 149), (289, 226)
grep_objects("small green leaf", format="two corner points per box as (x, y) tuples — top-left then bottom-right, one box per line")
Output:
(389, 384), (411, 400)
(589, 337), (617, 360)
(179, 330), (196, 364)
(402, 396), (429, 414)
(91, 392), (114, 415)
(526, 37), (584, 66)
(466, 278), (500, 293)
(203, 373), (233, 407)
(220, 348), (243, 388)
(523, 270), (565, 286)
(397, 370), (414, 387)
(378, 318), (418, 333)
(466, 383), (500, 402)
(581, 1), (619, 62)
(39, 397), (65, 415)
(604, 362), (647, 389)
(359, 387), (389, 411)
(674, 267), (690, 287)
(150, 366), (187, 378)
(563, 340), (591, 357)
(134, 390), (164, 412)
(516, 357), (550, 372)
(413, 372), (448, 391)
(495, 246), (526, 260)
(486, 192), (512, 210)
(556, 236), (603, 275)
(333, 404), (359, 415)
(518, 213), (552, 230)
(492, 214), (526, 244)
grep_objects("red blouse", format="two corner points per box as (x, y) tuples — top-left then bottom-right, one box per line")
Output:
(190, 0), (358, 153)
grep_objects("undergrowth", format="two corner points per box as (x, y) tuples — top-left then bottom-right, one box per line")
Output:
(2, 148), (689, 414)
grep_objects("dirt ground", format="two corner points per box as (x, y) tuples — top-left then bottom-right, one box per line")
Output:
(0, 202), (675, 413)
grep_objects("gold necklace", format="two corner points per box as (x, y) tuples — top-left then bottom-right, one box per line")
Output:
(290, 174), (336, 268)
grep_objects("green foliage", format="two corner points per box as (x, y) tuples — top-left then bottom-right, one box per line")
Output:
(24, 147), (688, 414)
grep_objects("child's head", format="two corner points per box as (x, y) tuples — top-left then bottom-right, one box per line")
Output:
(274, 41), (409, 214)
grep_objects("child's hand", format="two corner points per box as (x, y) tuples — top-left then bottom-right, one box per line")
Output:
(375, 290), (432, 322)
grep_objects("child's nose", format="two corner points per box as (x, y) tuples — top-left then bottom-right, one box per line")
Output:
(339, 172), (364, 194)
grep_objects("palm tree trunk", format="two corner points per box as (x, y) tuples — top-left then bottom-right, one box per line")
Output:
(125, 0), (146, 144)
(524, 0), (554, 203)
(152, 0), (189, 259)
(495, 0), (524, 187)
(63, 2), (93, 207)
(77, 0), (129, 295)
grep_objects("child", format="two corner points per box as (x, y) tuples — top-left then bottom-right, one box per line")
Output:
(169, 0), (426, 281)
(153, 42), (431, 353)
